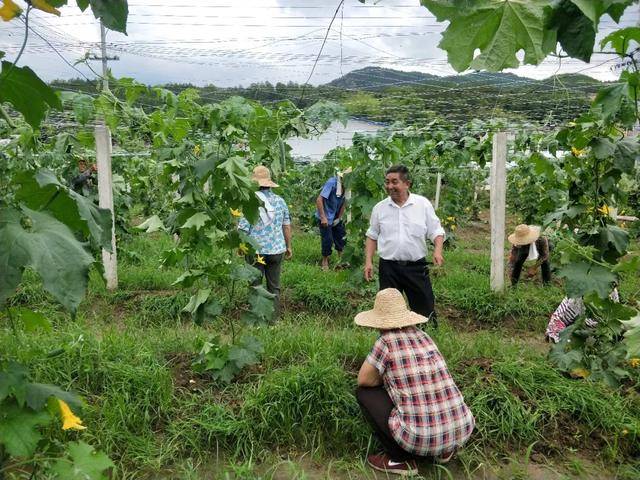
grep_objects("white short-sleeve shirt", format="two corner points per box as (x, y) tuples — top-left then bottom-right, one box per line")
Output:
(366, 193), (445, 261)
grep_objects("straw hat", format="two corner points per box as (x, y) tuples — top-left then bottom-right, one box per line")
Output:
(508, 224), (541, 246)
(355, 288), (428, 330)
(252, 165), (278, 188)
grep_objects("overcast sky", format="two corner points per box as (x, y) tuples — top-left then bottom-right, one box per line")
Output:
(1, 0), (639, 89)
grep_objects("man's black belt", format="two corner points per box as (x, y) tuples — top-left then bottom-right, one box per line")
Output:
(380, 258), (427, 267)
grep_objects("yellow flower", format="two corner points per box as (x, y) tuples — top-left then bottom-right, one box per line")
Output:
(31, 0), (61, 16)
(0, 0), (22, 21)
(597, 204), (610, 216)
(255, 254), (266, 266)
(571, 146), (585, 157)
(569, 368), (590, 379)
(193, 144), (201, 156)
(57, 399), (86, 431)
(629, 358), (640, 368)
(446, 216), (455, 222)
(622, 428), (629, 436)
(450, 224), (457, 231)
(237, 243), (249, 255)
(230, 208), (242, 217)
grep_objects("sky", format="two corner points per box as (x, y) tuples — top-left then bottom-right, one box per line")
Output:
(1, 0), (639, 89)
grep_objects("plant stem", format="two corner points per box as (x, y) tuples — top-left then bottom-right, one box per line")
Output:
(0, 105), (16, 129)
(0, 6), (31, 88)
(5, 306), (19, 339)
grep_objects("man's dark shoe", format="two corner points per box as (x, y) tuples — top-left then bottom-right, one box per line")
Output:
(367, 453), (418, 476)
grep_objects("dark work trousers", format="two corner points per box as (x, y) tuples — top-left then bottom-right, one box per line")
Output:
(378, 258), (437, 328)
(319, 220), (346, 257)
(250, 253), (284, 317)
(356, 386), (417, 462)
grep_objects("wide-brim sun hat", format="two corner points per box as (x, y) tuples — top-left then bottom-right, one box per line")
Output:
(252, 165), (278, 188)
(508, 224), (541, 246)
(355, 288), (428, 330)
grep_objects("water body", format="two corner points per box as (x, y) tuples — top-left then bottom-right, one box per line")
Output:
(289, 118), (382, 163)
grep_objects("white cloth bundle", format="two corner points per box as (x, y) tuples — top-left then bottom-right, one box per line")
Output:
(526, 242), (539, 261)
(255, 191), (276, 226)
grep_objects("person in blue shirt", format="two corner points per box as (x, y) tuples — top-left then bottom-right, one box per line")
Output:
(315, 168), (351, 271)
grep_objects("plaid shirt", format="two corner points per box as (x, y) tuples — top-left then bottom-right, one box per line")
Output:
(366, 327), (475, 456)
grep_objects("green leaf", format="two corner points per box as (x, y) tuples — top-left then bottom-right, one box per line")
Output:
(182, 289), (211, 315)
(600, 26), (640, 54)
(0, 61), (62, 129)
(557, 261), (617, 299)
(51, 441), (114, 480)
(612, 137), (639, 173)
(0, 362), (29, 405)
(621, 314), (640, 359)
(172, 269), (204, 288)
(421, 0), (554, 72)
(0, 207), (94, 313)
(591, 83), (629, 121)
(548, 0), (595, 62)
(25, 383), (83, 411)
(590, 137), (615, 159)
(76, 0), (90, 11)
(228, 344), (259, 369)
(181, 212), (210, 231)
(217, 156), (253, 190)
(531, 152), (555, 178)
(0, 401), (51, 458)
(135, 215), (165, 233)
(600, 224), (629, 255)
(241, 286), (275, 325)
(71, 94), (95, 126)
(613, 255), (640, 274)
(10, 308), (51, 332)
(230, 263), (262, 283)
(87, 0), (128, 34)
(15, 169), (113, 251)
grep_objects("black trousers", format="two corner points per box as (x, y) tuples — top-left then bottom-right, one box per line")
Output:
(356, 386), (417, 462)
(378, 258), (437, 327)
(249, 253), (284, 317)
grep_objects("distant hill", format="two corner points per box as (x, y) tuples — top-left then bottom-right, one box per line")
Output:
(324, 67), (606, 91)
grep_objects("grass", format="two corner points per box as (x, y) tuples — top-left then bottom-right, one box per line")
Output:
(1, 221), (639, 479)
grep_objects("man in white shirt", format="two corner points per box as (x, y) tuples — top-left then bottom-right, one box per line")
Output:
(364, 165), (445, 325)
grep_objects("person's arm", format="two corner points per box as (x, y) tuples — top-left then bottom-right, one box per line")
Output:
(357, 361), (382, 387)
(364, 237), (377, 281)
(335, 200), (346, 223)
(283, 201), (292, 259)
(316, 194), (328, 227)
(283, 224), (292, 259)
(364, 205), (380, 281)
(425, 200), (446, 266)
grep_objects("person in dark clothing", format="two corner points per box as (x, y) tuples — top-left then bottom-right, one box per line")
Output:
(70, 160), (97, 195)
(507, 224), (552, 286)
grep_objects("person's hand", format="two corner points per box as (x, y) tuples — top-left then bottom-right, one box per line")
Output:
(433, 249), (444, 267)
(364, 261), (374, 281)
(285, 247), (292, 260)
(320, 216), (328, 228)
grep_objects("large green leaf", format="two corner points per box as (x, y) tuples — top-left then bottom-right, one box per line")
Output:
(0, 62), (62, 129)
(592, 83), (629, 121)
(25, 383), (83, 411)
(621, 314), (640, 359)
(548, 0), (595, 62)
(600, 26), (640, 54)
(557, 261), (617, 299)
(71, 93), (95, 126)
(51, 441), (114, 480)
(0, 362), (29, 406)
(87, 0), (128, 34)
(15, 170), (112, 250)
(420, 0), (554, 72)
(0, 207), (94, 313)
(0, 402), (50, 458)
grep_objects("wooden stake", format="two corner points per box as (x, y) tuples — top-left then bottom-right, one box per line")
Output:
(490, 132), (507, 292)
(95, 125), (118, 290)
(434, 172), (442, 210)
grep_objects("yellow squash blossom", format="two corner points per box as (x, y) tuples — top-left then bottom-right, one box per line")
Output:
(569, 368), (590, 379)
(230, 208), (242, 217)
(571, 146), (585, 157)
(31, 0), (61, 16)
(450, 224), (457, 231)
(255, 254), (266, 266)
(193, 144), (201, 156)
(597, 204), (610, 216)
(237, 243), (249, 255)
(57, 399), (86, 431)
(0, 0), (22, 21)
(629, 358), (640, 368)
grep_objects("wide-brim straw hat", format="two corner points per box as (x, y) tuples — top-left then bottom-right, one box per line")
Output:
(252, 165), (278, 188)
(355, 288), (428, 330)
(508, 224), (541, 246)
